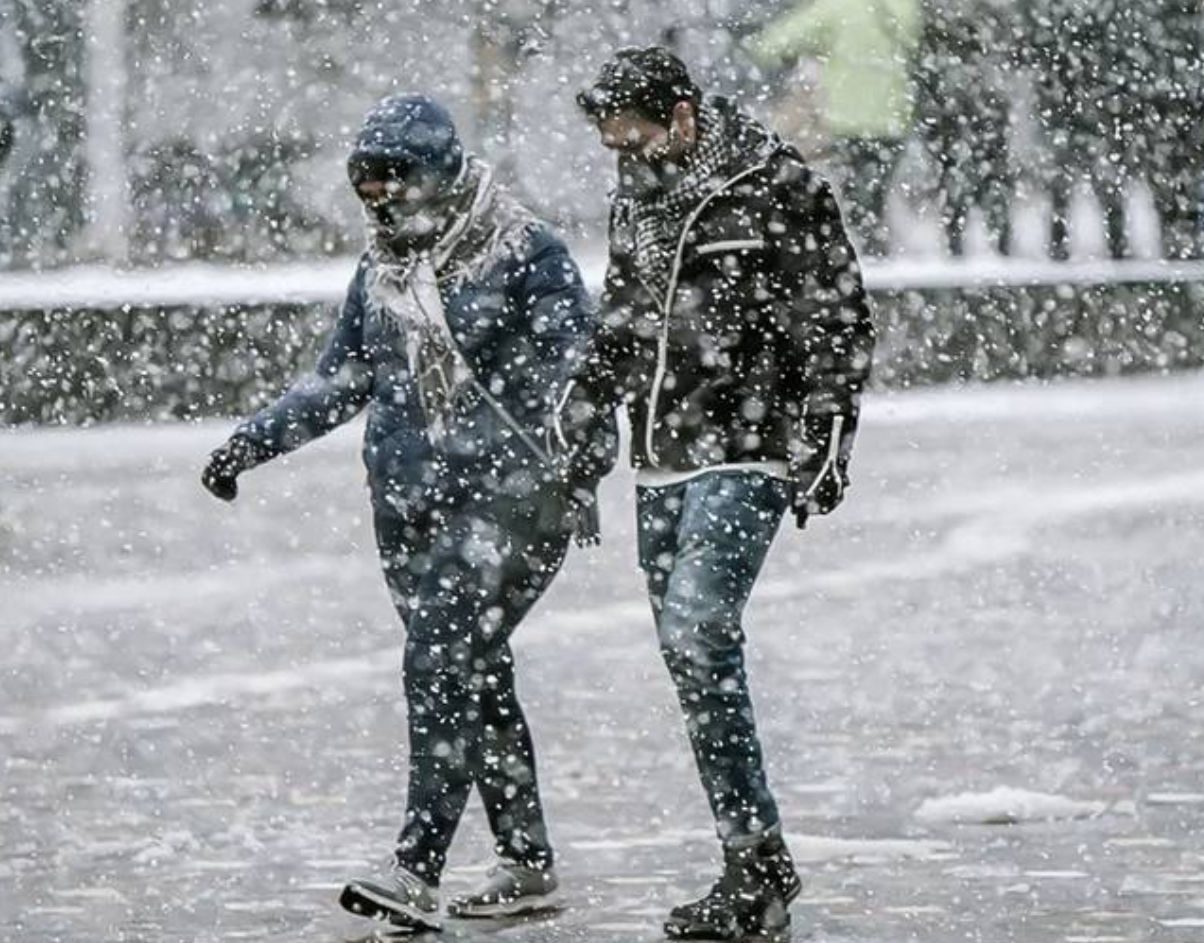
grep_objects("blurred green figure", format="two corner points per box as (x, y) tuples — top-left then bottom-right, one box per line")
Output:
(751, 0), (922, 257)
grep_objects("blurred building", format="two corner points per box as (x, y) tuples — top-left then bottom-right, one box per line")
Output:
(0, 0), (769, 268)
(0, 0), (1200, 268)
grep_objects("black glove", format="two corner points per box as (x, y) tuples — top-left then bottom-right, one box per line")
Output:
(201, 435), (261, 502)
(550, 446), (602, 548)
(568, 485), (601, 548)
(790, 411), (853, 529)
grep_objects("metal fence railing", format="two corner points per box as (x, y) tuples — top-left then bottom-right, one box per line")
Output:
(6, 256), (1204, 312)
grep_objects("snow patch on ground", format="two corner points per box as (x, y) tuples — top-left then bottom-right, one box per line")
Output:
(39, 650), (399, 727)
(788, 834), (955, 865)
(866, 369), (1204, 426)
(569, 830), (952, 865)
(131, 829), (202, 865)
(568, 830), (712, 851)
(914, 787), (1117, 825)
(1147, 793), (1204, 806)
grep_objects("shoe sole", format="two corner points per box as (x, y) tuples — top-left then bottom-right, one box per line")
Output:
(663, 915), (740, 940)
(663, 926), (739, 940)
(339, 881), (442, 932)
(665, 918), (791, 943)
(663, 886), (799, 942)
(663, 919), (792, 942)
(447, 890), (564, 919)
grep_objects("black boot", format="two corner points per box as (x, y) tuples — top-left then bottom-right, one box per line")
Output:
(664, 830), (801, 941)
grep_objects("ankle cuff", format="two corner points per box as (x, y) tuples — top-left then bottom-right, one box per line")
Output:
(722, 822), (783, 852)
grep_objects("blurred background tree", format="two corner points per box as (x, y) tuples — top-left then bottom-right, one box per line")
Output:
(0, 0), (88, 268)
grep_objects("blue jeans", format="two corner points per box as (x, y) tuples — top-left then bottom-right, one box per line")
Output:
(373, 478), (571, 883)
(637, 471), (790, 844)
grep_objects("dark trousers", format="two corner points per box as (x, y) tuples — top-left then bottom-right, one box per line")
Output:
(637, 471), (790, 844)
(921, 103), (1013, 257)
(373, 479), (571, 884)
(1148, 127), (1204, 260)
(830, 136), (906, 258)
(1045, 123), (1132, 261)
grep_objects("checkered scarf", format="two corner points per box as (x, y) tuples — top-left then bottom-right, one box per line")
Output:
(626, 100), (764, 301)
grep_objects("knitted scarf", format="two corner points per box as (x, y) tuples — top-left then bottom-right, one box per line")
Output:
(364, 157), (538, 446)
(626, 99), (776, 301)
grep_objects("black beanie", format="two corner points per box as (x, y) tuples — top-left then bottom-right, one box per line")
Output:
(577, 46), (701, 126)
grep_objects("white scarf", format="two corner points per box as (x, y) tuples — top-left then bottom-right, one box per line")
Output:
(363, 159), (537, 449)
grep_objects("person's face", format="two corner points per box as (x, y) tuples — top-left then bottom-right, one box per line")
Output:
(354, 178), (397, 206)
(594, 102), (696, 164)
(354, 175), (440, 212)
(354, 175), (449, 246)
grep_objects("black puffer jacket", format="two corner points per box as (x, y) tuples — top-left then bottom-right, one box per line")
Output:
(558, 100), (874, 478)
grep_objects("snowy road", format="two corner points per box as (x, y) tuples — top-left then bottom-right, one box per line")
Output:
(3, 373), (1204, 943)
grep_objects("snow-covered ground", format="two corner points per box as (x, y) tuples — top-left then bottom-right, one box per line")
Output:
(3, 372), (1204, 943)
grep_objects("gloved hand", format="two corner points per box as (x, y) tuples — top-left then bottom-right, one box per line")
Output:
(568, 485), (601, 548)
(550, 446), (602, 548)
(790, 411), (852, 529)
(201, 435), (260, 502)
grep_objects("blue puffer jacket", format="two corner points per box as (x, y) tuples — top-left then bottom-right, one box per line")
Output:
(236, 224), (615, 523)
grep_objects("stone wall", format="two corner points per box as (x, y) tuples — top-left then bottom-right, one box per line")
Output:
(3, 281), (1202, 425)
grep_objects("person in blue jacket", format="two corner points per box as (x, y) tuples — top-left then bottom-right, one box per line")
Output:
(201, 94), (614, 932)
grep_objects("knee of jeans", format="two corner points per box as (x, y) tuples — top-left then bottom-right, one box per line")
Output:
(656, 607), (745, 681)
(480, 742), (536, 786)
(403, 629), (475, 699)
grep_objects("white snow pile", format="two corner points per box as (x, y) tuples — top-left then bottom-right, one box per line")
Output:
(131, 829), (202, 865)
(788, 834), (953, 865)
(570, 829), (953, 865)
(914, 787), (1126, 825)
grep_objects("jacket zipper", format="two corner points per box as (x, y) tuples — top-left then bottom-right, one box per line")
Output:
(643, 159), (773, 468)
(803, 414), (846, 502)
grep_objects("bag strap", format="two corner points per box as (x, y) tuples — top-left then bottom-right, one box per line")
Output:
(412, 273), (554, 467)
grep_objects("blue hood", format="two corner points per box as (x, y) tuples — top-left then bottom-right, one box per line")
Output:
(347, 93), (464, 188)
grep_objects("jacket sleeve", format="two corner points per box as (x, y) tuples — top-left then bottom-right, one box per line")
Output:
(234, 261), (375, 463)
(556, 265), (646, 475)
(765, 156), (875, 459)
(551, 204), (644, 479)
(515, 235), (592, 416)
(516, 233), (620, 483)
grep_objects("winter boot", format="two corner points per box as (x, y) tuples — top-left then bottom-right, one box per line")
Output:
(339, 858), (442, 932)
(664, 829), (801, 942)
(446, 860), (562, 918)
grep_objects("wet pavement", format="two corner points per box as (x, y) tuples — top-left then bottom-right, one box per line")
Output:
(3, 372), (1204, 943)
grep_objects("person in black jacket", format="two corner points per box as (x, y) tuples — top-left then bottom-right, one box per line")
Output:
(564, 47), (874, 942)
(201, 94), (615, 931)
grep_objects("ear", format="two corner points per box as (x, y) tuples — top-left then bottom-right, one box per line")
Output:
(672, 101), (698, 146)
